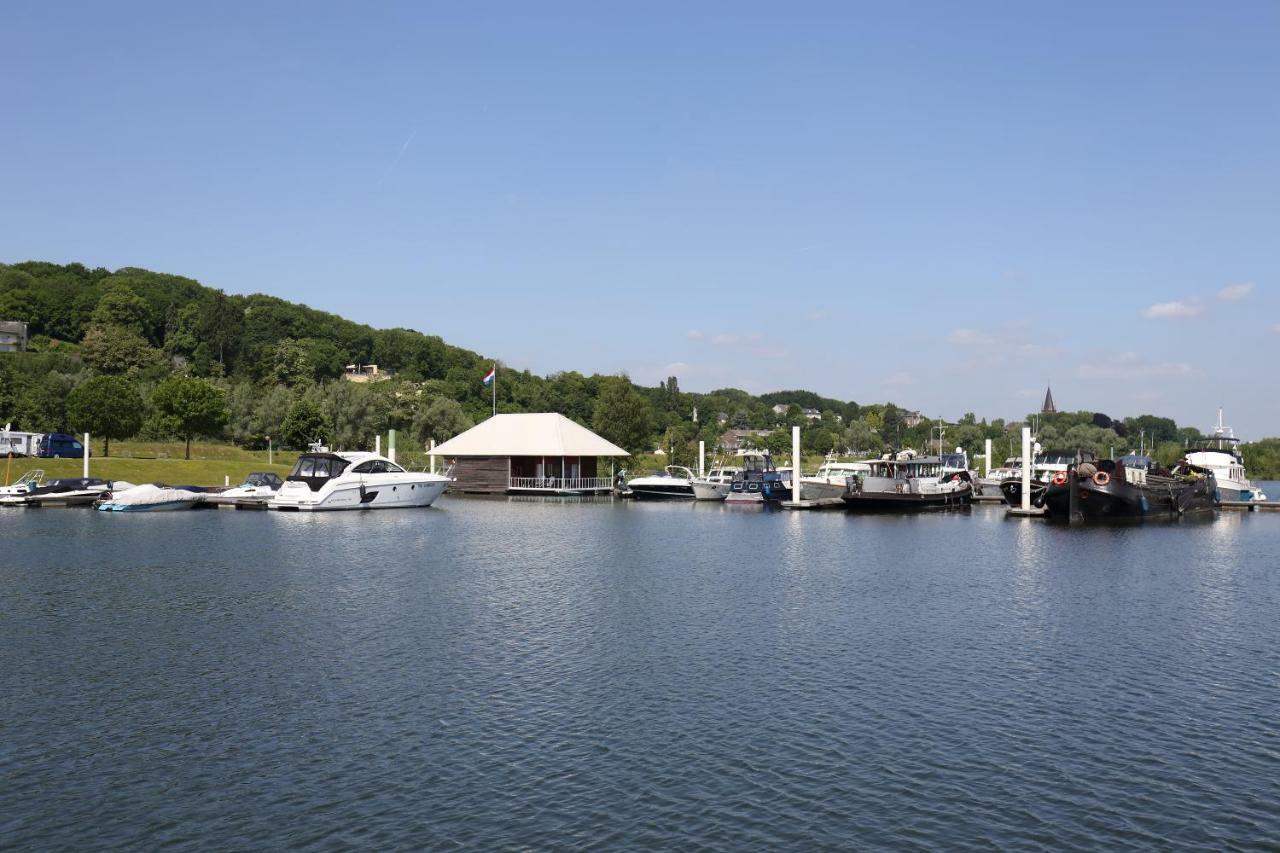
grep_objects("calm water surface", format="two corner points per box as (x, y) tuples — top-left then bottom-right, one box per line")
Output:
(3, 495), (1279, 850)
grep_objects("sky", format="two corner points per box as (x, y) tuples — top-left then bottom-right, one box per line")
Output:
(2, 2), (1278, 435)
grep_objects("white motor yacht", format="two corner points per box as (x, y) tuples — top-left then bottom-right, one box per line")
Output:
(220, 472), (285, 500)
(691, 465), (741, 501)
(270, 451), (450, 511)
(626, 465), (696, 500)
(1182, 409), (1269, 502)
(799, 457), (872, 500)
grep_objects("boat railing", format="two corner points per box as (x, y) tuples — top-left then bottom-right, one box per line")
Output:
(510, 476), (614, 492)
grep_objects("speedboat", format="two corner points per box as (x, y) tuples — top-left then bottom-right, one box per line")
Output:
(0, 477), (112, 507)
(977, 456), (1021, 497)
(1182, 409), (1268, 502)
(999, 449), (1078, 507)
(725, 452), (792, 504)
(842, 455), (972, 510)
(626, 466), (696, 500)
(97, 483), (204, 511)
(0, 469), (44, 499)
(690, 465), (741, 501)
(220, 472), (284, 499)
(269, 451), (449, 511)
(799, 456), (872, 500)
(1037, 455), (1217, 520)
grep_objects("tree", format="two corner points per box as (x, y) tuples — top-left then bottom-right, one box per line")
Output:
(592, 377), (654, 454)
(412, 396), (473, 445)
(842, 420), (877, 454)
(80, 323), (161, 376)
(66, 376), (143, 456)
(150, 376), (227, 459)
(281, 398), (327, 449)
(91, 284), (151, 335)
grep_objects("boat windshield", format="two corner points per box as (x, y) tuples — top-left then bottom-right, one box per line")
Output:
(289, 454), (350, 481)
(941, 453), (967, 469)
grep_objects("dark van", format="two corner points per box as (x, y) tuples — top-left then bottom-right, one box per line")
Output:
(38, 433), (89, 458)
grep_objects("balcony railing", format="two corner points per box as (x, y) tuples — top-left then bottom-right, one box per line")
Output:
(510, 476), (614, 492)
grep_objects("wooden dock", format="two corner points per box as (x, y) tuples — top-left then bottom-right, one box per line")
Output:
(972, 494), (1005, 504)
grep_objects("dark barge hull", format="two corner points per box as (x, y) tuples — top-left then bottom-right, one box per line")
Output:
(1040, 477), (1217, 519)
(842, 488), (972, 511)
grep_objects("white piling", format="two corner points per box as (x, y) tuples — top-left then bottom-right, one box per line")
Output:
(83, 432), (89, 478)
(1020, 427), (1032, 513)
(429, 439), (436, 474)
(375, 435), (381, 456)
(698, 441), (705, 479)
(388, 430), (397, 465)
(225, 474), (230, 487)
(792, 426), (802, 503)
(984, 438), (992, 478)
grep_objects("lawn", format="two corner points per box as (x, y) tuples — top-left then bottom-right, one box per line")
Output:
(2, 440), (300, 488)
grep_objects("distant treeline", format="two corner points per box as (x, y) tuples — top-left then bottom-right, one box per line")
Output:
(2, 261), (1274, 474)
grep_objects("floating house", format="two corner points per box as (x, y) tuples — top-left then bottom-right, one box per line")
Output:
(429, 413), (628, 495)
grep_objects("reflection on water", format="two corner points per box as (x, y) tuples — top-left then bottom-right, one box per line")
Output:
(3, 500), (1279, 849)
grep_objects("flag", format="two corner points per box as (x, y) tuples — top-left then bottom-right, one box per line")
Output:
(483, 365), (496, 385)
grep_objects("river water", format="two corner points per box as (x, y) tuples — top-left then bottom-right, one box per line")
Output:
(3, 494), (1279, 850)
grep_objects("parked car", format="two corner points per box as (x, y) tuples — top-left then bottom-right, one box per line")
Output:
(37, 433), (90, 458)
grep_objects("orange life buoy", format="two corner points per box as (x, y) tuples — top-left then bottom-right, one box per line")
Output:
(1051, 471), (1069, 486)
(1093, 471), (1110, 486)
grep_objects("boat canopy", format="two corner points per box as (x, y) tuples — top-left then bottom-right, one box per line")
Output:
(288, 453), (351, 485)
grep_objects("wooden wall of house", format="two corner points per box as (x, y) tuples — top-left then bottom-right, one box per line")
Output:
(450, 456), (511, 493)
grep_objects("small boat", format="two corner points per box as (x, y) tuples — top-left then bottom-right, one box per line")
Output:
(842, 453), (972, 510)
(0, 477), (112, 507)
(1037, 455), (1218, 520)
(269, 451), (449, 511)
(0, 469), (44, 499)
(977, 456), (1021, 497)
(799, 456), (872, 500)
(97, 483), (204, 512)
(725, 452), (792, 504)
(626, 466), (696, 500)
(690, 465), (741, 501)
(219, 472), (284, 499)
(999, 449), (1079, 508)
(1182, 409), (1269, 502)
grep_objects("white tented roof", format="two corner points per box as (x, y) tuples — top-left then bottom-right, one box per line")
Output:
(428, 413), (629, 457)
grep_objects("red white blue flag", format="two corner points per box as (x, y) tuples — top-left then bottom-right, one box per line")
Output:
(482, 365), (496, 385)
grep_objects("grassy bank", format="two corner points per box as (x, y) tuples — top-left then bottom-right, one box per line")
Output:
(2, 440), (299, 488)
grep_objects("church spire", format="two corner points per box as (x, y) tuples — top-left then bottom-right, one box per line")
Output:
(1041, 384), (1057, 414)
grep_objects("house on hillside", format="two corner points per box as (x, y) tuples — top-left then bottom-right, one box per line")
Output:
(902, 410), (925, 428)
(428, 413), (628, 495)
(771, 403), (789, 416)
(343, 363), (392, 383)
(719, 428), (772, 451)
(0, 320), (28, 352)
(802, 407), (822, 421)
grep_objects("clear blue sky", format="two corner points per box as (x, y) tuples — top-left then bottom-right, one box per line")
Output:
(3, 2), (1277, 435)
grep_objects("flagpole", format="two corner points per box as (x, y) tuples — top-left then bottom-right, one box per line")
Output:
(492, 363), (496, 418)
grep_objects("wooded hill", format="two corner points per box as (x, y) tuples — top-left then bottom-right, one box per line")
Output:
(2, 260), (1276, 476)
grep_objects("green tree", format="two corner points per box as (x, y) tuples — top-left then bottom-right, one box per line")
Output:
(592, 376), (654, 454)
(65, 376), (143, 456)
(281, 398), (327, 449)
(842, 419), (877, 454)
(80, 324), (162, 376)
(412, 396), (473, 445)
(91, 284), (151, 335)
(150, 376), (227, 459)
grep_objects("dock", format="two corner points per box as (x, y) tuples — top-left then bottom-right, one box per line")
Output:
(781, 497), (845, 510)
(1218, 500), (1280, 512)
(1006, 506), (1046, 517)
(972, 494), (1005, 504)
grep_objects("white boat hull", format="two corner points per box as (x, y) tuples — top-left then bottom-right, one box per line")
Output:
(271, 477), (448, 511)
(691, 481), (730, 501)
